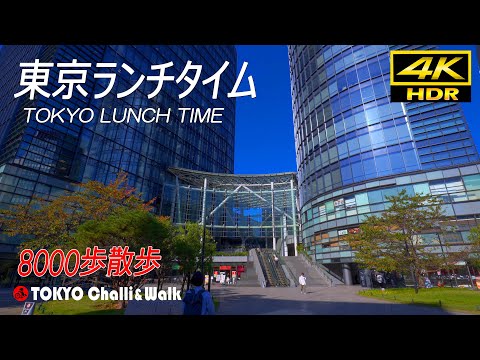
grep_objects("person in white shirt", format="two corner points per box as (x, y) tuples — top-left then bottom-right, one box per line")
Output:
(299, 273), (307, 294)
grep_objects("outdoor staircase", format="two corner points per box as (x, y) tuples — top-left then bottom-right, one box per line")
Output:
(282, 256), (329, 287)
(236, 261), (260, 287)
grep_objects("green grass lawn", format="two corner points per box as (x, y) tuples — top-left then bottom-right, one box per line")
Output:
(34, 297), (124, 315)
(359, 287), (480, 313)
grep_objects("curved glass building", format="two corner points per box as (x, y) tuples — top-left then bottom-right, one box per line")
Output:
(0, 45), (236, 257)
(288, 45), (480, 283)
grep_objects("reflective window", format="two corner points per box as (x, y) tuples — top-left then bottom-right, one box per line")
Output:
(355, 192), (369, 206)
(363, 157), (376, 177)
(353, 48), (366, 62)
(403, 149), (419, 169)
(375, 154), (391, 175)
(368, 60), (382, 78)
(413, 183), (430, 195)
(341, 163), (352, 182)
(356, 63), (370, 82)
(390, 151), (405, 172)
(351, 159), (364, 180)
(464, 174), (480, 191)
(358, 133), (371, 150)
(370, 130), (385, 147)
(368, 190), (382, 204)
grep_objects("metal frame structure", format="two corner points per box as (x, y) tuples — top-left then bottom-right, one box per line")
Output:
(161, 168), (299, 256)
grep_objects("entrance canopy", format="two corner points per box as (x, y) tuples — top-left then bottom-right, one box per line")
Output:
(169, 167), (297, 190)
(159, 168), (299, 255)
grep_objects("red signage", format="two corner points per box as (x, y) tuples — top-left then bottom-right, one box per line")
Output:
(219, 265), (231, 270)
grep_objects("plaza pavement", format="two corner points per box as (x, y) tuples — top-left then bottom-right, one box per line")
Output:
(209, 284), (459, 315)
(1, 284), (465, 315)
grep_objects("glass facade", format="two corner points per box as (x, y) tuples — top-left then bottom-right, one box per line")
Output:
(390, 46), (479, 170)
(164, 168), (298, 254)
(405, 102), (478, 169)
(0, 45), (236, 256)
(288, 45), (480, 280)
(302, 165), (480, 264)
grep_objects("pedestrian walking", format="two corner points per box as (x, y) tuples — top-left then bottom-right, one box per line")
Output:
(299, 272), (307, 294)
(376, 271), (385, 291)
(182, 271), (215, 315)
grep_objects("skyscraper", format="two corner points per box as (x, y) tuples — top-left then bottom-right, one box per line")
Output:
(288, 45), (480, 283)
(0, 45), (236, 256)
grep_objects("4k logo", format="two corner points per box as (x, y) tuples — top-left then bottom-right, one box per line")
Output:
(390, 50), (471, 102)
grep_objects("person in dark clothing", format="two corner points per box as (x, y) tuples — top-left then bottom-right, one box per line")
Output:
(182, 271), (215, 315)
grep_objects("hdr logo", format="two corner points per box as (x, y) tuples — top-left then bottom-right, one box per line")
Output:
(390, 50), (471, 102)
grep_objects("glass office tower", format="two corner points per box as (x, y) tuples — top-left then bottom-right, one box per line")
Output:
(0, 45), (236, 257)
(288, 45), (480, 283)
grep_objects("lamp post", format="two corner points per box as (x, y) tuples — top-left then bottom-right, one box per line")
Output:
(201, 216), (207, 275)
(207, 216), (214, 293)
(200, 177), (208, 275)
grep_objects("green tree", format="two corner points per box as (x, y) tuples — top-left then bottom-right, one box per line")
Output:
(0, 172), (153, 251)
(172, 222), (216, 294)
(346, 189), (463, 293)
(74, 208), (171, 308)
(467, 227), (480, 269)
(151, 216), (178, 291)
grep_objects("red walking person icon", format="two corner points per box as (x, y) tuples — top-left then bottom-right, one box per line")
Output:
(13, 286), (28, 302)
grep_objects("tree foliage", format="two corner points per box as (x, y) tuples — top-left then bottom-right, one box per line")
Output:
(74, 208), (170, 307)
(74, 208), (165, 251)
(0, 172), (153, 250)
(172, 222), (216, 293)
(149, 216), (178, 290)
(1, 172), (220, 301)
(346, 189), (465, 292)
(467, 227), (480, 268)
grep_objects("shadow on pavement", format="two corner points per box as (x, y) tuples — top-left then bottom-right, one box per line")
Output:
(213, 287), (455, 315)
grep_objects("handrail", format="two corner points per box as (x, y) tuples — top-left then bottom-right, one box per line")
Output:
(281, 264), (296, 287)
(276, 251), (299, 286)
(298, 252), (344, 286)
(259, 250), (278, 286)
(249, 248), (267, 288)
(257, 251), (271, 286)
(263, 249), (289, 287)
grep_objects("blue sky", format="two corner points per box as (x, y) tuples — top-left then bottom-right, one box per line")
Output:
(234, 45), (480, 174)
(235, 45), (295, 174)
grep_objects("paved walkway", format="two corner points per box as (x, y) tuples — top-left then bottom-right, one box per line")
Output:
(212, 285), (458, 315)
(1, 285), (465, 315)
